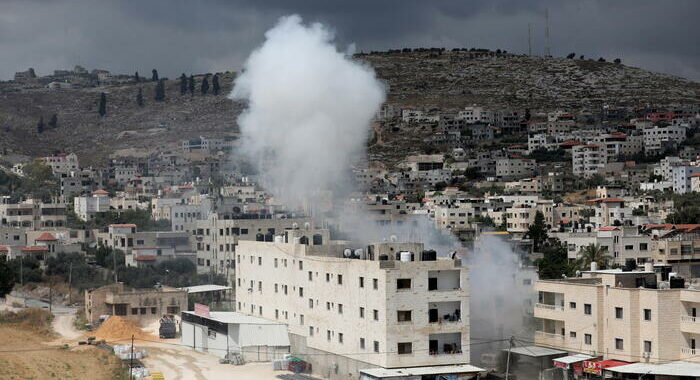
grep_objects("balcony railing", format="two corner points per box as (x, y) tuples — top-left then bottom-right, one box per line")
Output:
(681, 315), (698, 323)
(535, 303), (564, 311)
(681, 347), (696, 356)
(535, 331), (565, 340)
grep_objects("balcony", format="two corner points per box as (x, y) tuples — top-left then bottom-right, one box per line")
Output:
(535, 331), (565, 347)
(680, 315), (700, 334)
(681, 347), (696, 358)
(534, 303), (565, 321)
(429, 333), (463, 355)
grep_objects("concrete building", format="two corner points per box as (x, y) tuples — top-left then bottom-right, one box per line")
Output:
(495, 158), (536, 180)
(73, 190), (111, 221)
(671, 165), (700, 194)
(85, 283), (188, 326)
(643, 125), (687, 155)
(0, 197), (67, 229)
(534, 267), (700, 364)
(572, 144), (607, 178)
(235, 238), (471, 379)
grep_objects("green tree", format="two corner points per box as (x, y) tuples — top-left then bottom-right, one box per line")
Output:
(666, 193), (700, 224)
(48, 114), (58, 129)
(212, 74), (220, 95)
(136, 88), (144, 107)
(179, 73), (188, 95)
(0, 255), (15, 297)
(188, 75), (195, 95)
(578, 243), (612, 269)
(154, 79), (165, 101)
(534, 240), (573, 279)
(37, 116), (45, 133)
(526, 211), (548, 252)
(98, 92), (107, 116)
(151, 69), (159, 82)
(200, 75), (209, 95)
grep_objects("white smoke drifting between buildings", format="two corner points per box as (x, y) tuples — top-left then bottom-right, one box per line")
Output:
(230, 15), (385, 208)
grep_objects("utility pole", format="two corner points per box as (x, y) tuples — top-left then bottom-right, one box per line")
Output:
(48, 280), (52, 314)
(68, 262), (73, 305)
(20, 254), (23, 286)
(528, 23), (532, 56)
(505, 336), (515, 380)
(129, 334), (134, 380)
(112, 249), (118, 283)
(544, 8), (551, 57)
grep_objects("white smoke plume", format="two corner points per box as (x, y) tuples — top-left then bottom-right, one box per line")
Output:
(230, 15), (385, 208)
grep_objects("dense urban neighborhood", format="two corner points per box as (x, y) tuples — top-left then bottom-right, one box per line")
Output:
(2, 7), (700, 380)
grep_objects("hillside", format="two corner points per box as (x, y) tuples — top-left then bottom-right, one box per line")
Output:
(1, 51), (699, 166)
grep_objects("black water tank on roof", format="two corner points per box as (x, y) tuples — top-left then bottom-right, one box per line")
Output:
(670, 276), (685, 289)
(379, 254), (389, 261)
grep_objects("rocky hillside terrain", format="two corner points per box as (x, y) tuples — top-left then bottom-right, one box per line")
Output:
(1, 51), (698, 166)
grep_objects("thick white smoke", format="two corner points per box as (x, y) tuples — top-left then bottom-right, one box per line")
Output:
(230, 15), (385, 208)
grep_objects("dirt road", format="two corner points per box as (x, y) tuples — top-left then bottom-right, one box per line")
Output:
(140, 342), (320, 380)
(51, 309), (83, 341)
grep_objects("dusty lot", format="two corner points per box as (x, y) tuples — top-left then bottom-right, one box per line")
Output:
(0, 309), (121, 380)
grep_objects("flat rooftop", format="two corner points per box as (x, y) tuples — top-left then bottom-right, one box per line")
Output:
(360, 364), (484, 378)
(182, 311), (282, 325)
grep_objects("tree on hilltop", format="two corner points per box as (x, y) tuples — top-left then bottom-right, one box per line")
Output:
(188, 75), (195, 96)
(98, 92), (107, 116)
(212, 74), (220, 95)
(154, 80), (165, 101)
(151, 69), (159, 82)
(179, 74), (188, 95)
(201, 75), (209, 95)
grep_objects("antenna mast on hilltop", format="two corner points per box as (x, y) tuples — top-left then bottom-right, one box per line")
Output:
(528, 22), (532, 56)
(544, 8), (551, 57)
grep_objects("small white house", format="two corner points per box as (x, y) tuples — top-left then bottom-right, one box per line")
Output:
(181, 311), (290, 361)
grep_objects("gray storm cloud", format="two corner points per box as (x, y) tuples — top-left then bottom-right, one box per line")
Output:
(230, 15), (385, 208)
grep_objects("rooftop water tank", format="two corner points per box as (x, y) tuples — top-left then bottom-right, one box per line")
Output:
(400, 251), (412, 262)
(343, 249), (352, 258)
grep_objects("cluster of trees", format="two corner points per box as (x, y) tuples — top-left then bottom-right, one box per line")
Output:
(0, 160), (58, 201)
(666, 192), (700, 224)
(36, 114), (59, 133)
(566, 52), (621, 64)
(179, 73), (221, 96)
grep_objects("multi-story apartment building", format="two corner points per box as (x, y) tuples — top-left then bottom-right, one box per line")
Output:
(553, 226), (653, 265)
(671, 165), (700, 194)
(235, 237), (472, 379)
(41, 152), (79, 177)
(643, 125), (687, 155)
(73, 190), (111, 221)
(534, 267), (700, 364)
(0, 197), (66, 229)
(645, 224), (700, 278)
(572, 144), (607, 178)
(495, 158), (536, 180)
(654, 156), (684, 181)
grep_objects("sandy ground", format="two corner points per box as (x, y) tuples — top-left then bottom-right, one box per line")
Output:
(51, 308), (83, 341)
(140, 342), (320, 380)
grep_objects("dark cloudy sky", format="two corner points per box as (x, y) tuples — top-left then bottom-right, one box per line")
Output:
(2, 0), (699, 81)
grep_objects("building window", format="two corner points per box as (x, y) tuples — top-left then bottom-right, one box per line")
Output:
(373, 278), (378, 290)
(359, 307), (365, 318)
(397, 310), (412, 322)
(337, 274), (343, 285)
(397, 342), (412, 354)
(569, 302), (576, 309)
(300, 314), (304, 325)
(299, 260), (303, 270)
(259, 306), (263, 316)
(397, 278), (411, 290)
(373, 309), (379, 321)
(359, 277), (364, 288)
(585, 334), (592, 345)
(275, 309), (279, 319)
(308, 271), (313, 281)
(338, 304), (343, 314)
(274, 258), (278, 268)
(644, 340), (652, 353)
(625, 245), (633, 250)
(274, 284), (279, 293)
(640, 243), (648, 251)
(299, 287), (303, 297)
(360, 338), (365, 350)
(309, 299), (313, 308)
(570, 331), (577, 338)
(327, 330), (331, 341)
(338, 333), (344, 344)
(615, 338), (624, 350)
(373, 341), (379, 353)
(326, 302), (331, 310)
(309, 326), (314, 336)
(584, 304), (592, 315)
(615, 307), (623, 319)
(644, 309), (651, 321)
